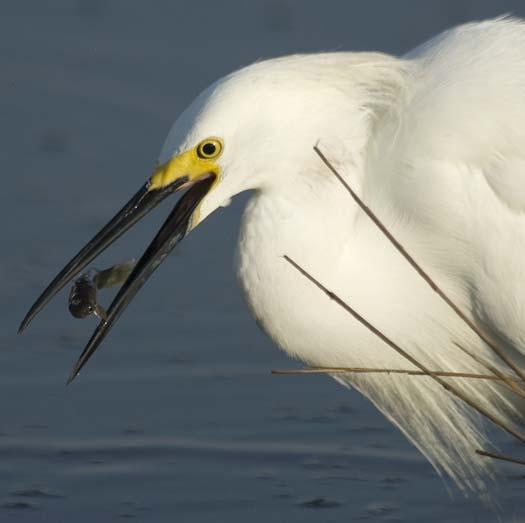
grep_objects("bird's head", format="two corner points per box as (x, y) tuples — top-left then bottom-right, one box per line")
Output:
(151, 54), (370, 227)
(19, 53), (403, 379)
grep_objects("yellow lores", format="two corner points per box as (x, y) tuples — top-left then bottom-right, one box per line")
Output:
(148, 137), (223, 191)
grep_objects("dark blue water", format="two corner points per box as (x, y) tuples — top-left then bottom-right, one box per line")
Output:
(4, 2), (525, 521)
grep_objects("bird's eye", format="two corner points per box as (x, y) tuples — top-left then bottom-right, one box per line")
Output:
(196, 138), (223, 159)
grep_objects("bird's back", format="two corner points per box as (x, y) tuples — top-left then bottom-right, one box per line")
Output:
(371, 16), (525, 360)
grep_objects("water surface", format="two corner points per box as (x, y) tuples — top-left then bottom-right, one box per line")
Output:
(3, 2), (525, 521)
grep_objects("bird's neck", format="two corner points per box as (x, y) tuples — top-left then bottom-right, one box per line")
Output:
(235, 163), (393, 365)
(238, 167), (361, 284)
(235, 160), (452, 368)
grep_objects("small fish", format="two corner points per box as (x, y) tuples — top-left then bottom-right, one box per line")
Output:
(68, 260), (135, 321)
(68, 271), (106, 320)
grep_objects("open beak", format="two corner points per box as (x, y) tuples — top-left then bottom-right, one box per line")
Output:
(19, 154), (217, 382)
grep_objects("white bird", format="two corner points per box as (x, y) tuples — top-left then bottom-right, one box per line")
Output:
(19, 16), (525, 494)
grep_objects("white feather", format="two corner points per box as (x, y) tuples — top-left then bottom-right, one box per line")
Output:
(160, 16), (525, 494)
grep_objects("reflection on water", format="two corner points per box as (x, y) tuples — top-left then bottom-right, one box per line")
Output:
(4, 1), (525, 521)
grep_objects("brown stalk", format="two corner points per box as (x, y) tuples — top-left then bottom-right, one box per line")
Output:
(313, 145), (525, 396)
(283, 254), (525, 443)
(476, 449), (525, 467)
(452, 342), (525, 397)
(272, 366), (523, 382)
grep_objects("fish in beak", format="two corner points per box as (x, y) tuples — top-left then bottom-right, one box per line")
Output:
(19, 140), (222, 382)
(68, 260), (136, 320)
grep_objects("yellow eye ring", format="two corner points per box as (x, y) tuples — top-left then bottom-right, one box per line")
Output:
(196, 138), (223, 159)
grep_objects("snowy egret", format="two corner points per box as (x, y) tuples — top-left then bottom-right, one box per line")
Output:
(19, 17), (525, 493)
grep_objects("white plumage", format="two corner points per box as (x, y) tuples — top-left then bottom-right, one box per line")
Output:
(157, 17), (525, 493)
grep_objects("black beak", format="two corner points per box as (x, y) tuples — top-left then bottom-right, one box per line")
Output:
(19, 173), (216, 381)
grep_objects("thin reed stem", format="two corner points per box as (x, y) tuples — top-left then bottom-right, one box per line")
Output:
(272, 366), (523, 382)
(283, 254), (525, 443)
(476, 449), (525, 467)
(452, 342), (525, 396)
(313, 145), (525, 395)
